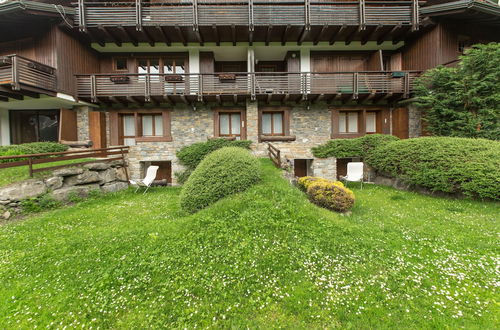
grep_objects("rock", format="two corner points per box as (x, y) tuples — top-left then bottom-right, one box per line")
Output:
(84, 162), (111, 171)
(51, 184), (101, 201)
(64, 171), (101, 186)
(97, 168), (116, 184)
(0, 179), (47, 201)
(115, 167), (129, 182)
(0, 200), (10, 205)
(2, 211), (11, 220)
(101, 181), (129, 193)
(53, 167), (84, 177)
(45, 176), (63, 190)
(109, 159), (126, 168)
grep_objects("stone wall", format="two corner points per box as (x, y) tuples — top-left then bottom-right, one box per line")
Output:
(408, 104), (422, 138)
(75, 106), (91, 141)
(0, 161), (129, 220)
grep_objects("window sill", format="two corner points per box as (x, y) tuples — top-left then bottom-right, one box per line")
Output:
(260, 135), (296, 142)
(135, 136), (172, 143)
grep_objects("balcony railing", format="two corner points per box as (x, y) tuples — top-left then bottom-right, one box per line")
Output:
(0, 55), (57, 93)
(76, 71), (419, 102)
(76, 1), (420, 31)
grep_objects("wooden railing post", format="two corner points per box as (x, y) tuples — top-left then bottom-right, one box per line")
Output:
(403, 72), (410, 98)
(412, 0), (420, 31)
(251, 73), (256, 101)
(145, 74), (151, 102)
(359, 0), (366, 31)
(78, 0), (87, 32)
(120, 147), (130, 184)
(135, 0), (142, 31)
(28, 157), (33, 177)
(353, 72), (359, 99)
(193, 0), (199, 31)
(198, 74), (203, 101)
(304, 0), (311, 31)
(248, 0), (254, 32)
(11, 55), (20, 90)
(90, 74), (97, 102)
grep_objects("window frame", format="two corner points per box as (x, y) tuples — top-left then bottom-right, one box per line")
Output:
(111, 109), (172, 145)
(213, 108), (246, 140)
(113, 57), (129, 72)
(331, 107), (388, 139)
(258, 107), (294, 142)
(261, 111), (285, 136)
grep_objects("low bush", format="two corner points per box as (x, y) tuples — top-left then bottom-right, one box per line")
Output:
(306, 179), (355, 213)
(367, 137), (500, 200)
(175, 139), (252, 184)
(179, 147), (261, 213)
(297, 176), (330, 192)
(0, 142), (68, 163)
(311, 134), (399, 159)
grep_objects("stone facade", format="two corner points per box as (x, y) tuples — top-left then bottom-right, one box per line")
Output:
(75, 106), (91, 141)
(123, 102), (342, 184)
(408, 104), (422, 138)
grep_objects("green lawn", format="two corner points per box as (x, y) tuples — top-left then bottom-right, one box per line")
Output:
(0, 159), (498, 328)
(0, 159), (94, 187)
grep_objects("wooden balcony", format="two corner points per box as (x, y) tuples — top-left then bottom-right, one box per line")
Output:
(75, 1), (421, 45)
(0, 55), (57, 101)
(75, 71), (419, 105)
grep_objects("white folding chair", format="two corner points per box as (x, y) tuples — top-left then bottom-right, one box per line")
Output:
(129, 165), (159, 194)
(340, 162), (364, 189)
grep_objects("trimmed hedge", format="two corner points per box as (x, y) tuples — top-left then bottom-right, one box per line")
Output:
(366, 137), (500, 200)
(175, 138), (252, 184)
(312, 134), (399, 158)
(0, 142), (68, 163)
(179, 147), (261, 213)
(297, 177), (355, 212)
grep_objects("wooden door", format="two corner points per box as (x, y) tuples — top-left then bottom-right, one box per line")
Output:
(59, 109), (77, 142)
(336, 158), (351, 180)
(294, 159), (308, 178)
(392, 108), (409, 139)
(89, 111), (107, 149)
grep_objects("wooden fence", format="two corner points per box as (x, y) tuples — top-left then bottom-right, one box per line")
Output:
(0, 146), (129, 180)
(268, 143), (281, 168)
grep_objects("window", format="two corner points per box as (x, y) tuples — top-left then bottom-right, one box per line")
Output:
(114, 58), (128, 71)
(339, 111), (359, 134)
(213, 109), (246, 140)
(365, 111), (377, 133)
(9, 110), (59, 144)
(262, 112), (284, 136)
(219, 112), (241, 140)
(141, 114), (163, 137)
(115, 110), (171, 145)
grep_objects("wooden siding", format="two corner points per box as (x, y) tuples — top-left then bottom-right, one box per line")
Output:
(55, 29), (100, 95)
(311, 52), (368, 72)
(59, 109), (77, 141)
(392, 107), (409, 139)
(402, 24), (458, 71)
(89, 111), (107, 149)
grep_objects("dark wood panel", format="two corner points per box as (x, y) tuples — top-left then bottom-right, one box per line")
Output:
(89, 111), (107, 149)
(59, 109), (77, 141)
(311, 52), (368, 72)
(392, 107), (409, 139)
(294, 159), (308, 178)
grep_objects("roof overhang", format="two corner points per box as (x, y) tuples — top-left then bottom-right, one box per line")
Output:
(421, 0), (500, 27)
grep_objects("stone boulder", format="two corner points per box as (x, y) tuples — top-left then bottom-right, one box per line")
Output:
(115, 167), (129, 182)
(64, 171), (101, 186)
(0, 179), (47, 201)
(101, 181), (129, 193)
(53, 167), (84, 177)
(97, 168), (116, 184)
(51, 184), (101, 201)
(84, 162), (111, 171)
(45, 176), (63, 190)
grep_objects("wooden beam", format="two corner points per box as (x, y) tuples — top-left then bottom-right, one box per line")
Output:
(265, 25), (273, 46)
(98, 25), (122, 47)
(110, 96), (128, 107)
(233, 94), (238, 105)
(329, 25), (346, 45)
(345, 27), (358, 45)
(297, 27), (308, 45)
(282, 94), (290, 104)
(156, 25), (171, 46)
(281, 25), (291, 46)
(312, 93), (324, 104)
(180, 95), (188, 104)
(212, 24), (220, 46)
(0, 91), (23, 100)
(266, 93), (272, 104)
(195, 30), (204, 46)
(377, 24), (401, 45)
(0, 96), (8, 102)
(313, 25), (328, 45)
(142, 28), (156, 47)
(175, 25), (187, 46)
(88, 29), (105, 47)
(118, 26), (138, 47)
(361, 24), (382, 45)
(216, 94), (222, 105)
(392, 26), (410, 44)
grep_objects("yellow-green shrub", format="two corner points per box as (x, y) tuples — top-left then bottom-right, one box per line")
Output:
(297, 176), (329, 191)
(306, 180), (355, 213)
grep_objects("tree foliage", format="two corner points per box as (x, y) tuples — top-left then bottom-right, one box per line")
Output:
(414, 43), (500, 140)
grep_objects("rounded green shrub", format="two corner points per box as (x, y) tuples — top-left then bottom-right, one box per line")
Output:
(306, 180), (355, 213)
(367, 137), (500, 200)
(175, 138), (252, 183)
(179, 147), (261, 213)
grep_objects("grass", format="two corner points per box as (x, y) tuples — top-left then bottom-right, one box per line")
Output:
(0, 159), (94, 187)
(0, 159), (498, 328)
